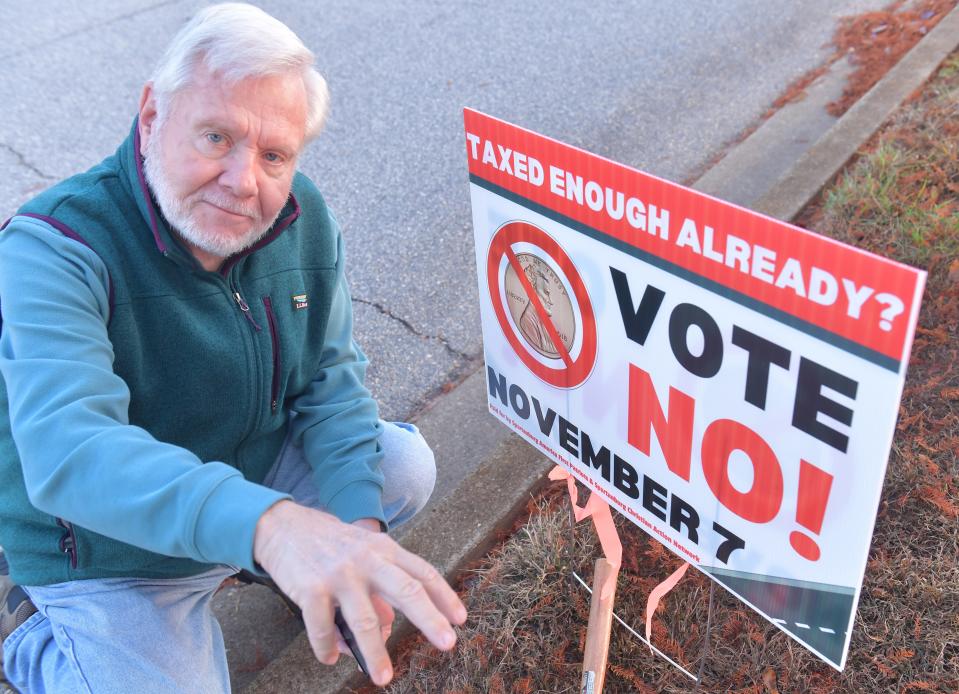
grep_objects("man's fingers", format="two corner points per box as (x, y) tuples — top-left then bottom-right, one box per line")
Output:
(370, 593), (395, 627)
(338, 596), (393, 686)
(369, 560), (460, 653)
(371, 593), (395, 644)
(390, 546), (468, 626)
(301, 597), (339, 666)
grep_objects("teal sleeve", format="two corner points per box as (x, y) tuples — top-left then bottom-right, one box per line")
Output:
(289, 220), (386, 527)
(0, 216), (289, 572)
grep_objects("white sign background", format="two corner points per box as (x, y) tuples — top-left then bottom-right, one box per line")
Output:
(471, 183), (910, 670)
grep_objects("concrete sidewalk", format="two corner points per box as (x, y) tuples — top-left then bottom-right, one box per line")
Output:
(230, 8), (959, 692)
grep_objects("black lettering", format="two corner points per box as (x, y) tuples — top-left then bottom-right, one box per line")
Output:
(669, 493), (700, 543)
(581, 432), (611, 480)
(508, 384), (530, 419)
(613, 455), (639, 499)
(731, 325), (791, 409)
(792, 357), (857, 453)
(668, 303), (723, 378)
(712, 521), (745, 563)
(610, 266), (666, 346)
(558, 417), (579, 457)
(642, 475), (668, 521)
(487, 365), (507, 405)
(532, 398), (557, 437)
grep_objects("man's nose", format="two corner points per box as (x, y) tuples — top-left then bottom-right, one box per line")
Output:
(219, 149), (258, 198)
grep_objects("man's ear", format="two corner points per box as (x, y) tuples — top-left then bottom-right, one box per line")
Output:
(138, 82), (158, 156)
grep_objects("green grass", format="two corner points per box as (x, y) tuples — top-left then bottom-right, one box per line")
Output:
(817, 53), (959, 266)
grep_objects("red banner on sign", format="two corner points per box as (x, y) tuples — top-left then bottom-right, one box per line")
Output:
(464, 109), (924, 367)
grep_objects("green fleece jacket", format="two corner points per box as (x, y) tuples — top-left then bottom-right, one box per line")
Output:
(0, 120), (385, 586)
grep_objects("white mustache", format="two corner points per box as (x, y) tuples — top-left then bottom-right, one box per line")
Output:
(201, 195), (258, 219)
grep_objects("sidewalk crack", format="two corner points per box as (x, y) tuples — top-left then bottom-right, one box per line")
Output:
(352, 297), (470, 360)
(0, 143), (56, 181)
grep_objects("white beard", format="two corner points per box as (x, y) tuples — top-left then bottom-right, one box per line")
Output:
(142, 127), (281, 259)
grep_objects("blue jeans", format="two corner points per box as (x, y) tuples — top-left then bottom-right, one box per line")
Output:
(3, 421), (435, 694)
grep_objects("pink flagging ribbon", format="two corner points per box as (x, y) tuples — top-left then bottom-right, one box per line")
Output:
(644, 562), (689, 652)
(549, 465), (622, 599)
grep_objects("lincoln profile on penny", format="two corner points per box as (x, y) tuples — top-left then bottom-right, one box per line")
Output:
(0, 4), (466, 691)
(519, 263), (559, 356)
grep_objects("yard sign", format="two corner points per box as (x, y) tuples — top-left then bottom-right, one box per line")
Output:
(465, 108), (926, 670)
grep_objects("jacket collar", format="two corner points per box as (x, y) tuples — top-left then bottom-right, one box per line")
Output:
(118, 117), (301, 274)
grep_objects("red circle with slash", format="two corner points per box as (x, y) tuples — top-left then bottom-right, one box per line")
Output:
(487, 221), (597, 388)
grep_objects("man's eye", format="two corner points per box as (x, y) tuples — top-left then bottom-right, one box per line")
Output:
(264, 152), (282, 163)
(206, 133), (224, 144)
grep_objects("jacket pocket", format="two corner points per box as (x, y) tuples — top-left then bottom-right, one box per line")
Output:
(262, 297), (281, 413)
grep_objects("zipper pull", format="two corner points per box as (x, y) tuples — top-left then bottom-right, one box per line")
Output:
(56, 517), (79, 569)
(233, 291), (262, 331)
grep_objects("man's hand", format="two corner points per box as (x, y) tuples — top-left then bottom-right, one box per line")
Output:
(253, 500), (467, 686)
(351, 517), (382, 534)
(345, 518), (393, 655)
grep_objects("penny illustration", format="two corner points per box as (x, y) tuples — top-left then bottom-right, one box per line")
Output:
(504, 252), (576, 358)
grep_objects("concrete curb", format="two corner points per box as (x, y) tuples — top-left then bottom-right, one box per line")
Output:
(752, 5), (959, 221)
(692, 55), (855, 208)
(242, 11), (959, 692)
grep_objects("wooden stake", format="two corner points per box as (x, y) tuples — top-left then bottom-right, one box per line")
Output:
(580, 557), (619, 694)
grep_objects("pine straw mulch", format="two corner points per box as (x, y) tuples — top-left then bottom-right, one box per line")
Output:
(768, 0), (958, 119)
(685, 0), (956, 191)
(368, 53), (959, 694)
(828, 0), (958, 116)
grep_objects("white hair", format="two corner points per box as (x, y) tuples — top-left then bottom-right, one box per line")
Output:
(150, 3), (328, 140)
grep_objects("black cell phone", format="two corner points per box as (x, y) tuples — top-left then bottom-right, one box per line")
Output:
(334, 607), (369, 676)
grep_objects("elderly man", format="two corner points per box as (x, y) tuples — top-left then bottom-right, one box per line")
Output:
(0, 4), (465, 691)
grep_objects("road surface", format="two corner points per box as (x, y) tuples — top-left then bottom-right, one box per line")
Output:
(0, 0), (889, 418)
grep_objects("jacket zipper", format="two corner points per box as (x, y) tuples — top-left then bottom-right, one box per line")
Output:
(263, 297), (281, 412)
(233, 291), (262, 331)
(219, 275), (262, 474)
(56, 517), (78, 569)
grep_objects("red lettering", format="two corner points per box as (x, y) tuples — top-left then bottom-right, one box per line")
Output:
(701, 419), (783, 523)
(627, 364), (695, 480)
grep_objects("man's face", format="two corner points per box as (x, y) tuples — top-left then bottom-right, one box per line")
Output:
(140, 64), (308, 267)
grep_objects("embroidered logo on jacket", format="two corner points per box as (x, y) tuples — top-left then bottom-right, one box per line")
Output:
(292, 293), (309, 310)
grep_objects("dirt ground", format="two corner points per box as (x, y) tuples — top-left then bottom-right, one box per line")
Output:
(374, 35), (959, 694)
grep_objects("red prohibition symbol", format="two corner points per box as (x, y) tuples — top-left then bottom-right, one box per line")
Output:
(487, 221), (597, 388)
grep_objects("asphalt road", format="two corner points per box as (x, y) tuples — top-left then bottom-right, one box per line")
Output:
(0, 0), (889, 420)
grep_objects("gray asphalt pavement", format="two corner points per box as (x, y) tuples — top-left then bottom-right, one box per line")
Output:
(0, 0), (891, 421)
